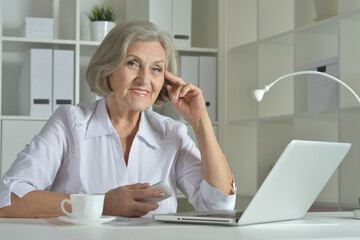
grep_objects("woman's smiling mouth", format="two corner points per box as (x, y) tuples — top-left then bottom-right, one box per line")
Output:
(130, 88), (150, 97)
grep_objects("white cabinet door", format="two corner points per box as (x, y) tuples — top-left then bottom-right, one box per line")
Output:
(1, 120), (46, 175)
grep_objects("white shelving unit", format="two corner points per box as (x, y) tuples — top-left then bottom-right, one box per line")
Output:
(222, 0), (360, 211)
(0, 0), (219, 179)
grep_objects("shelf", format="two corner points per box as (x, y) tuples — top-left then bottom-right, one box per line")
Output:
(224, 0), (360, 210)
(2, 36), (76, 45)
(178, 47), (218, 54)
(339, 106), (360, 113)
(1, 39), (218, 55)
(1, 115), (49, 121)
(339, 2), (360, 16)
(295, 16), (338, 34)
(228, 119), (258, 125)
(79, 40), (101, 46)
(229, 15), (338, 52)
(2, 37), (76, 52)
(340, 9), (360, 21)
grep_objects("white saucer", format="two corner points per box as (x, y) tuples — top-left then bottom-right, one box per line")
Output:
(58, 216), (116, 225)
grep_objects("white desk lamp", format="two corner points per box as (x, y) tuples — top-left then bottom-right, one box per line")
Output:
(251, 70), (360, 103)
(251, 70), (360, 218)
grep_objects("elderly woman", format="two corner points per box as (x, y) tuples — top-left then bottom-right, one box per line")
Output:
(0, 21), (235, 218)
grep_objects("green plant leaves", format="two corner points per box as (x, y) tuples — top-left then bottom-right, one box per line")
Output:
(86, 4), (116, 22)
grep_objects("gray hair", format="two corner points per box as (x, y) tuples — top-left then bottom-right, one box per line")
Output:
(86, 20), (179, 106)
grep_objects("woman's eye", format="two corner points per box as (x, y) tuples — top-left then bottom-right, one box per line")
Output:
(153, 67), (163, 72)
(127, 60), (138, 67)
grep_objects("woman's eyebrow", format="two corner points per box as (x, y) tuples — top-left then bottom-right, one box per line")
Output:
(126, 54), (165, 65)
(154, 60), (166, 65)
(126, 54), (141, 60)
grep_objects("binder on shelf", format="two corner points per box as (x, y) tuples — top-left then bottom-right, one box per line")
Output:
(19, 48), (53, 117)
(307, 57), (338, 113)
(199, 56), (217, 122)
(180, 55), (199, 86)
(126, 0), (172, 36)
(53, 49), (74, 112)
(172, 0), (192, 48)
(126, 0), (191, 49)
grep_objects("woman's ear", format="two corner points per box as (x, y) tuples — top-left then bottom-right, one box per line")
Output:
(162, 79), (172, 97)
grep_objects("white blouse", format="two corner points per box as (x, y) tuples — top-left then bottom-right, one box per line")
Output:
(0, 98), (236, 215)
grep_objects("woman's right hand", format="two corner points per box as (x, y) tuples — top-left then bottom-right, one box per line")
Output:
(103, 183), (164, 217)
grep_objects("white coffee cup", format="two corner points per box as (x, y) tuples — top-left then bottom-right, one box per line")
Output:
(61, 194), (105, 219)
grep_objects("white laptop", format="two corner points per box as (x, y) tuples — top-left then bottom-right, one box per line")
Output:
(153, 140), (351, 226)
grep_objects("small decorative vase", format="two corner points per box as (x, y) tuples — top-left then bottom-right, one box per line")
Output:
(90, 21), (116, 41)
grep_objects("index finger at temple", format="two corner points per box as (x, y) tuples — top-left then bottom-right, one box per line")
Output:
(165, 71), (186, 86)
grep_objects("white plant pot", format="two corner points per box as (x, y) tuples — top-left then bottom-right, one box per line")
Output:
(90, 21), (116, 42)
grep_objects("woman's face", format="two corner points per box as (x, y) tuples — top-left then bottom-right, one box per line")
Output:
(108, 41), (166, 111)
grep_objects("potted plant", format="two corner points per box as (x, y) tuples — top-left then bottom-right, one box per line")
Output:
(86, 3), (117, 41)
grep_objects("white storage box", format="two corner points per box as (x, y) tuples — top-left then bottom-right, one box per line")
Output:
(24, 17), (54, 39)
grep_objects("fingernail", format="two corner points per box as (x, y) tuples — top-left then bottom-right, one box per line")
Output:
(159, 193), (165, 197)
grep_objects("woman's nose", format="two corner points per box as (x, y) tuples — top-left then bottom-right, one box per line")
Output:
(137, 68), (151, 85)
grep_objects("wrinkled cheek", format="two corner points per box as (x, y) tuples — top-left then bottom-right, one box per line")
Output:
(153, 81), (164, 97)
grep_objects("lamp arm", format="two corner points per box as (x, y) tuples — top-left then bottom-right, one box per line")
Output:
(266, 70), (360, 103)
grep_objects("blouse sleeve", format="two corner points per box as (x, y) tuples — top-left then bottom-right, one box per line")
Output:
(0, 106), (70, 208)
(175, 123), (237, 211)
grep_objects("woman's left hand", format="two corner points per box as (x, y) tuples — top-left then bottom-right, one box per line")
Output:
(165, 71), (208, 125)
(166, 72), (234, 195)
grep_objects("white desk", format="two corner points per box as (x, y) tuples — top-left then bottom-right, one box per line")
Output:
(1, 212), (360, 240)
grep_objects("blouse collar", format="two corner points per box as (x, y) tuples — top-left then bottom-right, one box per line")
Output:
(85, 98), (161, 148)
